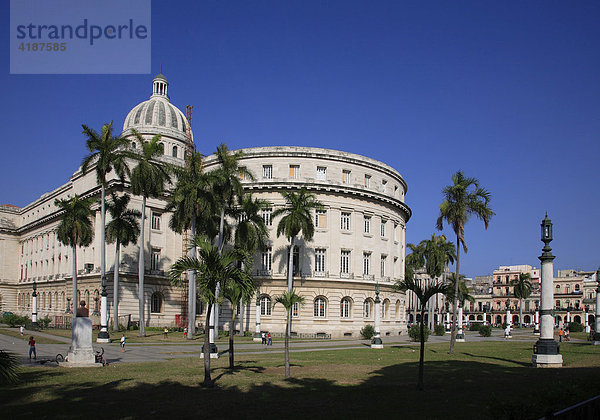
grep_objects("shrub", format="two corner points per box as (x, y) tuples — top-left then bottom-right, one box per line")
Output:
(469, 323), (482, 332)
(433, 324), (445, 336)
(37, 316), (52, 329)
(360, 324), (375, 340)
(408, 324), (430, 342)
(479, 325), (492, 337)
(568, 322), (584, 333)
(1, 314), (30, 328)
(0, 350), (20, 385)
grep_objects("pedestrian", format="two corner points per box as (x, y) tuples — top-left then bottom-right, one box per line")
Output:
(120, 334), (126, 352)
(183, 327), (188, 339)
(261, 331), (266, 345)
(164, 327), (168, 338)
(564, 328), (570, 342)
(504, 325), (510, 339)
(28, 336), (36, 360)
(558, 328), (564, 342)
(267, 332), (272, 346)
(20, 325), (24, 336)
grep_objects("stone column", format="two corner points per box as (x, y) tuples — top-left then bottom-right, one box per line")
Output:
(585, 311), (590, 333)
(31, 283), (38, 328)
(532, 214), (562, 367)
(534, 310), (540, 335)
(253, 291), (262, 342)
(371, 283), (383, 349)
(592, 267), (600, 344)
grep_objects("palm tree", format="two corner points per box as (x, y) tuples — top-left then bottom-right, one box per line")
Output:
(273, 188), (322, 336)
(396, 277), (447, 391)
(436, 170), (494, 354)
(55, 195), (95, 318)
(274, 290), (305, 378)
(221, 267), (257, 369)
(169, 236), (254, 387)
(511, 272), (533, 328)
(0, 350), (19, 385)
(81, 122), (133, 340)
(166, 150), (216, 339)
(105, 193), (140, 331)
(130, 130), (171, 337)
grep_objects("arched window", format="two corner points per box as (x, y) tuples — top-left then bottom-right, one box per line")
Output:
(131, 141), (136, 149)
(363, 298), (373, 318)
(42, 292), (46, 309)
(314, 297), (326, 317)
(54, 292), (58, 309)
(151, 292), (163, 313)
(340, 297), (351, 318)
(48, 292), (52, 309)
(260, 295), (271, 316)
(196, 298), (203, 315)
(395, 300), (401, 320)
(85, 290), (90, 311)
(382, 299), (390, 319)
(172, 145), (178, 158)
(158, 142), (165, 154)
(575, 284), (580, 291)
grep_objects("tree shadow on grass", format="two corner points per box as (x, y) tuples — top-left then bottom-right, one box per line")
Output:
(460, 352), (531, 368)
(2, 359), (600, 419)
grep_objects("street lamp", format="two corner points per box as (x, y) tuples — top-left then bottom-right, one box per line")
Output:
(592, 266), (600, 344)
(534, 300), (540, 335)
(31, 281), (39, 329)
(371, 280), (383, 348)
(532, 213), (562, 367)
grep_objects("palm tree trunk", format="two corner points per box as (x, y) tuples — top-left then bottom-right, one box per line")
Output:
(203, 304), (214, 387)
(214, 206), (226, 337)
(187, 218), (196, 340)
(229, 310), (236, 369)
(287, 237), (295, 338)
(449, 233), (460, 355)
(418, 306), (426, 391)
(138, 195), (146, 337)
(113, 242), (120, 331)
(99, 183), (108, 337)
(72, 245), (77, 319)
(285, 316), (290, 378)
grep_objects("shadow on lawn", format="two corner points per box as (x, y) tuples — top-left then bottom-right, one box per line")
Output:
(2, 360), (600, 419)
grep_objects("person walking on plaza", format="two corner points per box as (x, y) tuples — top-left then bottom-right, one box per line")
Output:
(183, 327), (188, 339)
(164, 327), (168, 338)
(120, 334), (126, 352)
(267, 332), (272, 346)
(558, 328), (564, 342)
(564, 328), (570, 342)
(20, 325), (24, 336)
(261, 331), (266, 345)
(28, 336), (36, 360)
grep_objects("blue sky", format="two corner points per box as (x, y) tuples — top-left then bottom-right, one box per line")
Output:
(2, 1), (599, 278)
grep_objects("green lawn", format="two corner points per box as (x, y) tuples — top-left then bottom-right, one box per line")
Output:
(0, 328), (64, 344)
(1, 341), (599, 419)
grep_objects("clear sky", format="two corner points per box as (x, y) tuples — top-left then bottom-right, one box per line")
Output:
(1, 1), (599, 278)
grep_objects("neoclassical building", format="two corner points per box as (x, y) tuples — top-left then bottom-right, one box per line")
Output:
(0, 73), (411, 338)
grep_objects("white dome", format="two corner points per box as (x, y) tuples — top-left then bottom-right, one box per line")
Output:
(121, 73), (192, 143)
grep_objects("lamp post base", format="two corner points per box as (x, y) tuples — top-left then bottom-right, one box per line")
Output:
(591, 332), (600, 345)
(533, 338), (562, 367)
(456, 331), (465, 342)
(371, 335), (383, 349)
(253, 332), (262, 342)
(200, 343), (219, 358)
(97, 329), (110, 343)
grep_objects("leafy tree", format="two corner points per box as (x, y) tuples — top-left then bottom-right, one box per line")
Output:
(130, 131), (171, 336)
(55, 195), (95, 317)
(510, 272), (532, 328)
(273, 188), (322, 336)
(396, 277), (447, 390)
(81, 122), (133, 337)
(166, 150), (216, 339)
(105, 193), (140, 331)
(436, 170), (494, 354)
(233, 194), (269, 254)
(274, 290), (305, 378)
(169, 236), (253, 387)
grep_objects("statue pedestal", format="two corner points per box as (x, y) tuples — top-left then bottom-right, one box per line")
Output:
(59, 317), (101, 367)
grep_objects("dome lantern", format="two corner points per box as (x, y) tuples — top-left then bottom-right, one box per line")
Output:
(152, 66), (169, 99)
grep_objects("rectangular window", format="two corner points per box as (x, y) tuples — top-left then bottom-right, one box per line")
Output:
(151, 248), (161, 270)
(364, 216), (371, 234)
(342, 169), (351, 184)
(262, 247), (272, 271)
(393, 223), (398, 241)
(382, 179), (387, 192)
(315, 249), (326, 273)
(315, 209), (327, 228)
(238, 166), (248, 180)
(341, 212), (351, 231)
(364, 174), (371, 187)
(340, 250), (350, 274)
(292, 301), (299, 317)
(381, 255), (387, 277)
(363, 252), (371, 275)
(151, 213), (161, 230)
(289, 165), (300, 179)
(381, 220), (386, 237)
(263, 165), (273, 179)
(262, 208), (272, 227)
(316, 166), (327, 181)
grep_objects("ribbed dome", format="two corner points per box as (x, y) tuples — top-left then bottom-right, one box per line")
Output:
(121, 73), (192, 143)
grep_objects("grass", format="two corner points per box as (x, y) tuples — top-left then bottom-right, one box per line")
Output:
(1, 340), (599, 418)
(0, 328), (64, 344)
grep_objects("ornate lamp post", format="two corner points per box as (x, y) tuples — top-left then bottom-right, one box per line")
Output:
(253, 289), (262, 342)
(66, 297), (72, 314)
(505, 298), (511, 328)
(456, 301), (465, 342)
(371, 281), (383, 348)
(592, 267), (600, 344)
(31, 281), (39, 329)
(534, 300), (540, 335)
(92, 296), (100, 316)
(532, 214), (562, 367)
